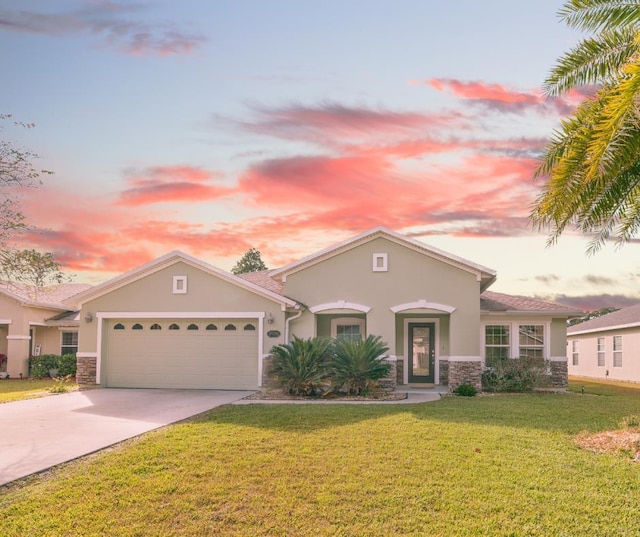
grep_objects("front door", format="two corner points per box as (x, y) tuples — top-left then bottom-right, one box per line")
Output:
(408, 323), (435, 383)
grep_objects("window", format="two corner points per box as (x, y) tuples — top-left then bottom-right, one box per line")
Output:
(225, 324), (237, 331)
(372, 253), (388, 272)
(187, 324), (199, 330)
(572, 340), (579, 366)
(331, 317), (365, 342)
(61, 331), (78, 355)
(205, 323), (218, 331)
(597, 337), (605, 367)
(485, 325), (510, 367)
(613, 335), (623, 367)
(150, 323), (162, 330)
(244, 324), (256, 331)
(519, 325), (544, 359)
(169, 323), (180, 330)
(132, 323), (143, 330)
(114, 323), (125, 330)
(173, 275), (187, 294)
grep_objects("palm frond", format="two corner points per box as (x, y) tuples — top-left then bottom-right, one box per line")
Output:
(559, 0), (640, 33)
(543, 28), (638, 95)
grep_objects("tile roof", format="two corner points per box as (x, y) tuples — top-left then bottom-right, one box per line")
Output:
(481, 291), (581, 314)
(0, 281), (92, 310)
(568, 302), (640, 334)
(237, 270), (284, 294)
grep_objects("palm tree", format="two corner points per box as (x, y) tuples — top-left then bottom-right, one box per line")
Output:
(531, 0), (640, 252)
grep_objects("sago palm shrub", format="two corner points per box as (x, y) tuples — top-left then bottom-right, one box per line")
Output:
(269, 336), (332, 396)
(329, 335), (390, 395)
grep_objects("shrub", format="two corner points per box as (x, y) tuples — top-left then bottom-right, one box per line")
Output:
(329, 335), (390, 396)
(269, 337), (333, 396)
(482, 356), (549, 393)
(28, 354), (58, 379)
(28, 354), (77, 379)
(453, 383), (477, 397)
(58, 354), (77, 376)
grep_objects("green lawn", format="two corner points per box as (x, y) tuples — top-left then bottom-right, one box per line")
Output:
(0, 379), (76, 403)
(2, 390), (640, 535)
(569, 376), (640, 396)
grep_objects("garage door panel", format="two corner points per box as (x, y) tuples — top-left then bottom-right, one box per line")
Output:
(105, 319), (259, 389)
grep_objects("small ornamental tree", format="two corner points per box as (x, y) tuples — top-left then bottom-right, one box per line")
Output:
(231, 247), (268, 275)
(0, 249), (71, 300)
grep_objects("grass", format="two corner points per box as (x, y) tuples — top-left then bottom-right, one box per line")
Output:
(2, 390), (640, 535)
(0, 378), (77, 403)
(569, 376), (640, 396)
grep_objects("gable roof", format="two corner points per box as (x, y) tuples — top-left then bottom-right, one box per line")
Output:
(481, 291), (582, 316)
(0, 281), (92, 312)
(270, 226), (497, 291)
(568, 302), (640, 335)
(64, 250), (300, 309)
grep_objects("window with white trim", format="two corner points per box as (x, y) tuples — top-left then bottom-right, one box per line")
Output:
(485, 325), (510, 367)
(173, 275), (187, 294)
(571, 340), (579, 366)
(597, 337), (605, 367)
(613, 335), (623, 367)
(331, 317), (365, 342)
(519, 325), (545, 359)
(372, 253), (388, 272)
(61, 331), (78, 355)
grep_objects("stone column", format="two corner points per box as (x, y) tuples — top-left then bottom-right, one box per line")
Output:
(448, 357), (482, 392)
(75, 353), (98, 385)
(548, 356), (568, 388)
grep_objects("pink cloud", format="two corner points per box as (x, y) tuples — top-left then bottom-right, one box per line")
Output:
(0, 3), (206, 56)
(117, 165), (234, 206)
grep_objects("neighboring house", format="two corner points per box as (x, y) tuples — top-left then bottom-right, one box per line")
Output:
(65, 227), (580, 391)
(568, 303), (640, 382)
(0, 282), (92, 377)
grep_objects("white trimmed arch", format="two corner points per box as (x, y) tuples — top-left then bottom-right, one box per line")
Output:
(309, 301), (371, 314)
(390, 300), (456, 314)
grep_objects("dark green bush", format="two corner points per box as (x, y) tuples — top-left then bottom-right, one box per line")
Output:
(28, 353), (77, 379)
(329, 335), (390, 396)
(453, 383), (477, 396)
(482, 357), (549, 393)
(58, 354), (77, 376)
(269, 337), (333, 396)
(29, 354), (58, 379)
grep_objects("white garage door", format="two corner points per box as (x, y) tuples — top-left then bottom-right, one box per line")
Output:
(104, 318), (259, 389)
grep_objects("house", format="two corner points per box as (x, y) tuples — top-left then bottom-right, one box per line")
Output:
(0, 282), (92, 377)
(65, 227), (580, 391)
(568, 303), (640, 382)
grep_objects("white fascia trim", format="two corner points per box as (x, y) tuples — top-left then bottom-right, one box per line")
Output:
(569, 321), (640, 336)
(391, 300), (456, 314)
(0, 319), (12, 324)
(67, 253), (298, 309)
(7, 335), (31, 340)
(96, 312), (266, 319)
(28, 322), (47, 327)
(448, 355), (482, 362)
(549, 356), (567, 362)
(76, 352), (98, 358)
(309, 302), (371, 314)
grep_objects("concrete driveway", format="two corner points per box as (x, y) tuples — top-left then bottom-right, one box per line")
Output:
(0, 388), (253, 486)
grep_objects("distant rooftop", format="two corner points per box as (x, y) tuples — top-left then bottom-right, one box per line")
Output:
(0, 281), (92, 310)
(568, 302), (640, 334)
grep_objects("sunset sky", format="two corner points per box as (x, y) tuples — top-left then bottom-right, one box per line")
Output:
(2, 0), (639, 311)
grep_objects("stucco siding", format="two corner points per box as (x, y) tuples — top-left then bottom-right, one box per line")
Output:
(283, 237), (481, 355)
(550, 318), (568, 357)
(79, 261), (285, 355)
(569, 327), (640, 382)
